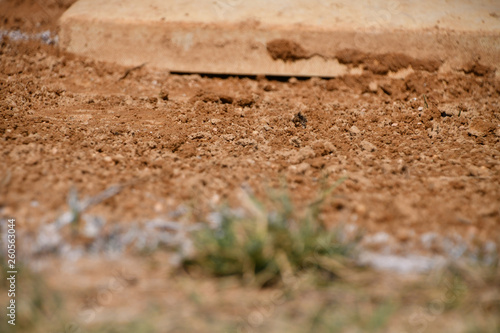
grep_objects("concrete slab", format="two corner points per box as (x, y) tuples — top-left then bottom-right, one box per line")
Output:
(59, 0), (500, 77)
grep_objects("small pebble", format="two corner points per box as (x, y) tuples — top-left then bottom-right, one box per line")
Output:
(350, 125), (361, 134)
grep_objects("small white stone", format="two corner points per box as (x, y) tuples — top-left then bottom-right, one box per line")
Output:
(349, 125), (361, 134)
(360, 140), (377, 152)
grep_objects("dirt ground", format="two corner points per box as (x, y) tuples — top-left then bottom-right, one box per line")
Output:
(1, 1), (500, 332)
(2, 1), (499, 248)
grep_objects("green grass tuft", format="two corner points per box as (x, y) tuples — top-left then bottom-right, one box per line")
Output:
(182, 178), (361, 286)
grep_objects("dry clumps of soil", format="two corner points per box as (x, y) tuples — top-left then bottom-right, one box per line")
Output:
(1, 0), (500, 260)
(1, 3), (500, 332)
(2, 34), (500, 258)
(336, 49), (442, 74)
(266, 39), (311, 61)
(265, 38), (453, 75)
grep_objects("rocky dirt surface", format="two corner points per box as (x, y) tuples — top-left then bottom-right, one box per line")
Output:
(2, 32), (499, 255)
(0, 1), (499, 332)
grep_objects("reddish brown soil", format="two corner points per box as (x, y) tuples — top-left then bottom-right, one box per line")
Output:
(266, 39), (310, 62)
(335, 49), (443, 74)
(266, 38), (447, 75)
(1, 1), (500, 253)
(0, 0), (74, 33)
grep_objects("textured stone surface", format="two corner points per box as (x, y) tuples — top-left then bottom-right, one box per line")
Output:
(59, 0), (500, 76)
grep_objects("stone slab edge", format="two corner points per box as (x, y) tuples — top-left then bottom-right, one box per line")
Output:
(59, 0), (500, 77)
